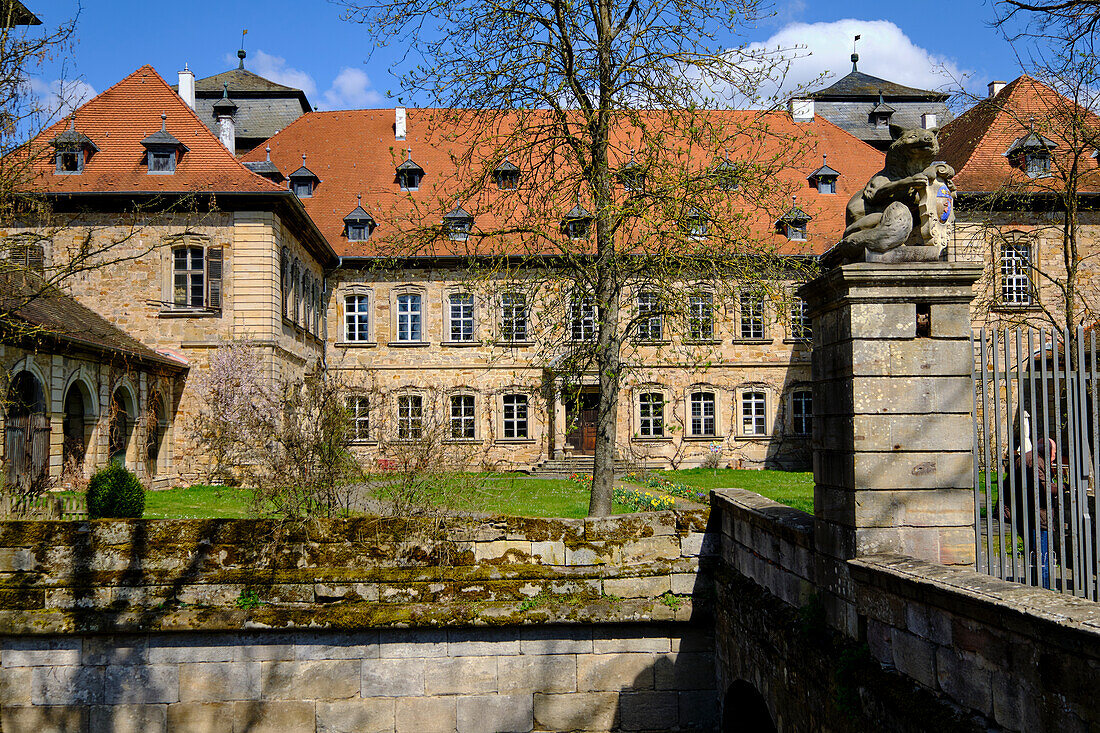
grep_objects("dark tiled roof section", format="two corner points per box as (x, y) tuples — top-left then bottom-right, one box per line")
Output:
(192, 96), (307, 148)
(814, 100), (953, 144)
(810, 71), (949, 101)
(0, 269), (186, 370)
(242, 108), (885, 257)
(939, 75), (1100, 193)
(192, 68), (303, 96)
(27, 65), (287, 194)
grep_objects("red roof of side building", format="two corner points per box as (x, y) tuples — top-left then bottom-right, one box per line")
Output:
(27, 65), (286, 194)
(242, 108), (883, 258)
(939, 75), (1100, 194)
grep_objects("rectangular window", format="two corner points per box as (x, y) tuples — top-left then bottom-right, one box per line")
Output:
(817, 179), (836, 194)
(399, 171), (421, 191)
(397, 395), (423, 440)
(688, 293), (714, 341)
(786, 223), (806, 241)
(291, 179), (313, 197)
(636, 291), (662, 341)
(790, 298), (811, 340)
(345, 294), (370, 341)
(690, 392), (716, 436)
(792, 390), (812, 436)
(347, 223), (368, 241)
(347, 396), (371, 441)
(501, 293), (528, 342)
(639, 393), (664, 437)
(503, 394), (528, 439)
(449, 293), (475, 341)
(1001, 243), (1033, 306)
(450, 394), (475, 439)
(740, 292), (765, 340)
(742, 391), (767, 436)
(397, 293), (422, 341)
(571, 296), (596, 341)
(149, 151), (175, 174)
(56, 149), (81, 174)
(172, 245), (220, 310)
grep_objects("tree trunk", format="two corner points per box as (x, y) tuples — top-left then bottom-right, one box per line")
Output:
(589, 283), (621, 516)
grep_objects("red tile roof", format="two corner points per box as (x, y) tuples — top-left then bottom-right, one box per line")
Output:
(27, 65), (286, 194)
(242, 109), (883, 258)
(939, 75), (1100, 193)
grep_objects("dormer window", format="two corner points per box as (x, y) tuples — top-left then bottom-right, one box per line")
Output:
(494, 158), (520, 190)
(141, 113), (187, 175)
(712, 153), (739, 191)
(1006, 128), (1056, 178)
(562, 198), (593, 239)
(778, 200), (811, 241)
(50, 118), (97, 176)
(397, 150), (424, 191)
(288, 155), (320, 198)
(443, 203), (473, 242)
(870, 92), (894, 128)
(618, 151), (644, 193)
(808, 154), (840, 194)
(343, 196), (377, 242)
(686, 210), (709, 239)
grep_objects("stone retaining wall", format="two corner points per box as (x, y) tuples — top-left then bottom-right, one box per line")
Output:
(712, 488), (1100, 732)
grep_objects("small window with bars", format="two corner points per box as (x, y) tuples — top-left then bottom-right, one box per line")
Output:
(450, 394), (476, 439)
(449, 293), (475, 342)
(741, 391), (767, 436)
(172, 245), (221, 311)
(740, 292), (765, 340)
(1001, 241), (1033, 306)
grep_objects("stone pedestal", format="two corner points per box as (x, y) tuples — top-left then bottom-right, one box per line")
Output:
(798, 263), (982, 630)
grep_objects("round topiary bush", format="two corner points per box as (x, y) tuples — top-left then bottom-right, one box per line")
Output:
(87, 462), (146, 519)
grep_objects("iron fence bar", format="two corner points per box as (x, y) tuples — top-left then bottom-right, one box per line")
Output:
(1024, 328), (1037, 587)
(1054, 327), (1070, 593)
(1092, 328), (1099, 600)
(993, 329), (1007, 578)
(1075, 326), (1090, 597)
(1040, 328), (1057, 592)
(1062, 326), (1079, 595)
(1004, 328), (1019, 582)
(981, 329), (996, 576)
(973, 329), (984, 572)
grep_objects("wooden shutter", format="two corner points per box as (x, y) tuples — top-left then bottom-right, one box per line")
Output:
(206, 247), (223, 310)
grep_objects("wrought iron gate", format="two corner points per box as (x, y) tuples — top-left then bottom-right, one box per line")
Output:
(973, 326), (1100, 599)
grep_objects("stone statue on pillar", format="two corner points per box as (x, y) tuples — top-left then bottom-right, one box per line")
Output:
(822, 124), (955, 268)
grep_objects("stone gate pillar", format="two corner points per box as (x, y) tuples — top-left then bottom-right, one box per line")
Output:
(798, 262), (982, 630)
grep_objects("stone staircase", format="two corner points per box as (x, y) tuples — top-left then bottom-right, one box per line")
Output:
(527, 455), (658, 477)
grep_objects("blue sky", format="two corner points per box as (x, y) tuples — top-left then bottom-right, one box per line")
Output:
(30, 0), (1020, 114)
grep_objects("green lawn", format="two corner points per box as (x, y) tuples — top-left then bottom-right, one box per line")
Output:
(631, 468), (816, 514)
(142, 484), (255, 519)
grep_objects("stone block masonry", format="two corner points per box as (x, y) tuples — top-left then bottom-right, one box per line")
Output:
(0, 625), (717, 733)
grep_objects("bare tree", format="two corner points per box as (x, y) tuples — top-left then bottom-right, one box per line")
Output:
(337, 0), (817, 514)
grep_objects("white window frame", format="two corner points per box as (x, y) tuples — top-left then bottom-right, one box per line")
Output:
(739, 291), (766, 340)
(447, 292), (476, 342)
(1000, 238), (1034, 307)
(689, 391), (717, 437)
(168, 240), (222, 312)
(570, 295), (596, 341)
(395, 290), (425, 342)
(739, 389), (769, 437)
(344, 292), (371, 342)
(347, 395), (372, 442)
(790, 389), (812, 437)
(688, 291), (715, 341)
(638, 391), (665, 438)
(635, 290), (663, 341)
(500, 292), (529, 342)
(789, 297), (811, 341)
(502, 393), (529, 440)
(449, 393), (477, 440)
(397, 393), (423, 440)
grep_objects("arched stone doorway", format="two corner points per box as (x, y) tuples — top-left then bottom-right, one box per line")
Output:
(722, 680), (776, 733)
(108, 386), (135, 467)
(5, 370), (50, 491)
(145, 392), (165, 477)
(62, 381), (93, 472)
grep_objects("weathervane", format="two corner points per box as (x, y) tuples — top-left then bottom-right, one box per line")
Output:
(852, 34), (861, 72)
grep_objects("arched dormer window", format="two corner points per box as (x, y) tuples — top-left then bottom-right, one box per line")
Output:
(288, 154), (320, 197)
(343, 195), (377, 241)
(808, 154), (840, 194)
(396, 149), (424, 191)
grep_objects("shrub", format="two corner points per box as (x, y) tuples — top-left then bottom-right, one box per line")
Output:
(87, 462), (145, 519)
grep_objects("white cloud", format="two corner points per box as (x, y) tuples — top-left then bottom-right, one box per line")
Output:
(756, 19), (968, 100)
(321, 67), (384, 110)
(27, 77), (96, 120)
(224, 51), (383, 111)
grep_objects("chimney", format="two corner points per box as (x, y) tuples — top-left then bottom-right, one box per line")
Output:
(988, 80), (1006, 98)
(789, 98), (814, 122)
(922, 112), (937, 129)
(395, 106), (407, 141)
(218, 115), (236, 155)
(178, 64), (195, 109)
